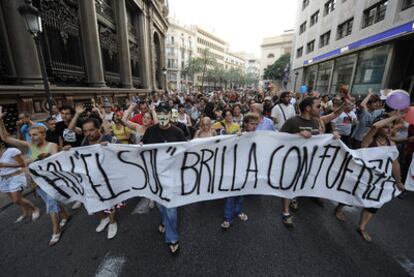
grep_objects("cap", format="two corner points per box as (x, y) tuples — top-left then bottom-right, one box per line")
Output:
(264, 96), (272, 101)
(155, 102), (171, 113)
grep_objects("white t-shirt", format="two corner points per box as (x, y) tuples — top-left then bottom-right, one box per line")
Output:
(271, 103), (296, 130)
(332, 111), (357, 136)
(0, 148), (22, 176)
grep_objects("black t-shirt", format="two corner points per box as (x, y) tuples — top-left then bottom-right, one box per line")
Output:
(56, 121), (84, 147)
(46, 129), (59, 144)
(280, 116), (320, 135)
(175, 122), (190, 139)
(142, 124), (186, 144)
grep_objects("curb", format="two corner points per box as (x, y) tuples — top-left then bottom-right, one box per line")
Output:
(0, 189), (35, 213)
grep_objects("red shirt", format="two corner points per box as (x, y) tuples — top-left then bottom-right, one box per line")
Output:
(130, 113), (143, 125)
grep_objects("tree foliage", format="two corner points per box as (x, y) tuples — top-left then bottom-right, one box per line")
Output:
(263, 53), (291, 80)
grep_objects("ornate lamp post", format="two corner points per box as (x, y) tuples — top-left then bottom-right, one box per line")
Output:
(18, 0), (53, 116)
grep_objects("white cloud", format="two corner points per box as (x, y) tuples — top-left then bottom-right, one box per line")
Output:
(168, 0), (298, 57)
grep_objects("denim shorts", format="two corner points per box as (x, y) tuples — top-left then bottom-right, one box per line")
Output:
(36, 187), (60, 214)
(0, 173), (26, 193)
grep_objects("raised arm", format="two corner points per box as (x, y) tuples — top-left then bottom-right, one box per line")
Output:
(360, 90), (373, 110)
(121, 103), (140, 130)
(0, 114), (29, 149)
(68, 104), (85, 134)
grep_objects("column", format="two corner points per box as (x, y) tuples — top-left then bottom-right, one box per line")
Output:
(78, 0), (106, 87)
(138, 10), (152, 90)
(160, 34), (167, 91)
(115, 0), (132, 88)
(2, 0), (42, 85)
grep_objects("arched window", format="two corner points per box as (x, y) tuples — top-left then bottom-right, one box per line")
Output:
(267, 53), (275, 58)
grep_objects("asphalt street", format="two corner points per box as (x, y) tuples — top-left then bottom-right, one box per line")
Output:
(0, 192), (413, 277)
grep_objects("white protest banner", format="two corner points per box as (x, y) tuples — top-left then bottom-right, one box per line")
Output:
(404, 156), (414, 191)
(29, 132), (401, 213)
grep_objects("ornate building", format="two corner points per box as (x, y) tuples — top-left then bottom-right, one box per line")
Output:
(0, 0), (168, 130)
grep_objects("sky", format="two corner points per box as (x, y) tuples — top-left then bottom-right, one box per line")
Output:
(168, 0), (298, 57)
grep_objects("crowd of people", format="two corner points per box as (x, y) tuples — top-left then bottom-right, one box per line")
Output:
(0, 87), (410, 255)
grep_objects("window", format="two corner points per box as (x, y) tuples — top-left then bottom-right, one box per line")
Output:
(167, 59), (178, 69)
(337, 17), (353, 40)
(319, 31), (331, 48)
(330, 54), (357, 94)
(310, 11), (319, 26)
(353, 45), (389, 95)
(171, 36), (175, 44)
(315, 61), (333, 94)
(324, 0), (336, 15)
(267, 53), (275, 58)
(362, 1), (388, 28)
(302, 0), (310, 10)
(299, 21), (307, 34)
(306, 40), (315, 53)
(402, 0), (414, 10)
(296, 47), (303, 58)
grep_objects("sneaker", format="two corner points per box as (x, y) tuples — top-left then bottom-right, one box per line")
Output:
(32, 209), (40, 222)
(107, 222), (118, 239)
(238, 213), (248, 221)
(221, 221), (231, 229)
(96, 217), (110, 233)
(71, 201), (82, 210)
(282, 214), (294, 227)
(289, 199), (299, 213)
(49, 232), (62, 246)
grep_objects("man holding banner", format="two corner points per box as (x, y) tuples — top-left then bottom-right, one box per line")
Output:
(279, 97), (322, 227)
(142, 102), (186, 256)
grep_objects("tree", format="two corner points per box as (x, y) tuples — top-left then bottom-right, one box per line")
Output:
(263, 53), (291, 81)
(198, 48), (217, 93)
(183, 57), (203, 85)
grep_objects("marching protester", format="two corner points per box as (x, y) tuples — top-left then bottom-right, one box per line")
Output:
(213, 109), (240, 135)
(0, 114), (70, 246)
(335, 114), (405, 242)
(271, 91), (296, 131)
(194, 116), (216, 138)
(279, 97), (323, 226)
(142, 102), (186, 256)
(251, 103), (275, 131)
(0, 139), (40, 224)
(220, 113), (259, 229)
(72, 105), (120, 240)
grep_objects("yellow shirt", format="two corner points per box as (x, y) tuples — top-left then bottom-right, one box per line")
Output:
(213, 121), (240, 134)
(112, 124), (133, 144)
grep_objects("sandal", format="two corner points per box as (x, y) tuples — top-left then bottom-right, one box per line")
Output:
(49, 232), (62, 247)
(59, 216), (72, 228)
(238, 213), (248, 221)
(221, 221), (231, 229)
(15, 215), (26, 223)
(168, 242), (180, 256)
(334, 208), (345, 222)
(158, 224), (166, 234)
(356, 228), (372, 242)
(32, 209), (40, 222)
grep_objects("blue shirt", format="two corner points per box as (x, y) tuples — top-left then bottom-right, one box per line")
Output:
(256, 117), (275, 131)
(351, 109), (384, 142)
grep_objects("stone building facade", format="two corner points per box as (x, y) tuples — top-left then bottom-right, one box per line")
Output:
(0, 0), (168, 130)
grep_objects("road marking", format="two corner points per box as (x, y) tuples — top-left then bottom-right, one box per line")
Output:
(95, 252), (126, 277)
(395, 255), (414, 276)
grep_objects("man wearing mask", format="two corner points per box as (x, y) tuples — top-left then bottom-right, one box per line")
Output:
(142, 102), (186, 256)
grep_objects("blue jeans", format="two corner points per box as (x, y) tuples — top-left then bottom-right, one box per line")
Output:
(224, 196), (244, 223)
(36, 187), (60, 214)
(157, 203), (179, 244)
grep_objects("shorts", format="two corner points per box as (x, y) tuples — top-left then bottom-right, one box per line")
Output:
(36, 187), (60, 214)
(0, 173), (26, 193)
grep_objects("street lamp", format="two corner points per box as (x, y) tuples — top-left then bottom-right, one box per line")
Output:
(18, 0), (53, 116)
(293, 71), (299, 93)
(162, 68), (168, 92)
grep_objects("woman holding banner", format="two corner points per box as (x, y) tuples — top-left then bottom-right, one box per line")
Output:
(0, 114), (71, 246)
(220, 113), (259, 229)
(336, 114), (405, 242)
